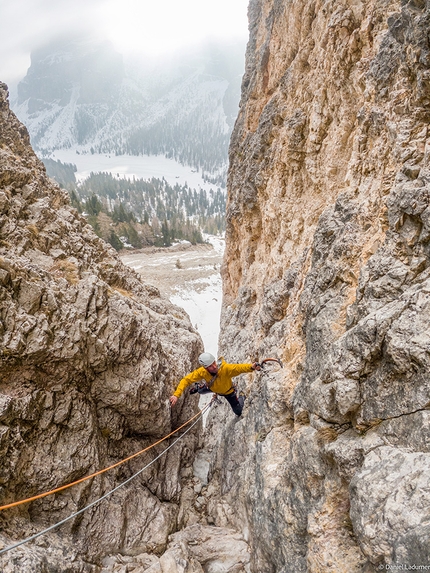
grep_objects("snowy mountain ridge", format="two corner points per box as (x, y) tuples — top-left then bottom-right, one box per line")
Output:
(12, 37), (245, 178)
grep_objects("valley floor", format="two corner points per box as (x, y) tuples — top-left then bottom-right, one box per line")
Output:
(120, 236), (224, 353)
(51, 149), (220, 192)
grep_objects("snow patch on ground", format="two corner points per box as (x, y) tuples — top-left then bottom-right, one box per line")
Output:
(170, 234), (224, 353)
(49, 149), (222, 192)
(170, 272), (222, 356)
(121, 235), (224, 353)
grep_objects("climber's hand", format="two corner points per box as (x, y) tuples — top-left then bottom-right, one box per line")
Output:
(251, 362), (262, 371)
(169, 395), (178, 407)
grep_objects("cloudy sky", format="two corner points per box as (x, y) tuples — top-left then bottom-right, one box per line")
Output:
(0, 0), (249, 86)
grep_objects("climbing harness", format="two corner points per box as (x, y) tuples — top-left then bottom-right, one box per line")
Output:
(0, 401), (212, 557)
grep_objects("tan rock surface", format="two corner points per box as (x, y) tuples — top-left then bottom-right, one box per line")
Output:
(0, 83), (250, 573)
(0, 81), (204, 571)
(207, 1), (430, 572)
(2, 0), (430, 569)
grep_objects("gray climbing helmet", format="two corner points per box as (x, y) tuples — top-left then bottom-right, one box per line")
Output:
(198, 352), (216, 367)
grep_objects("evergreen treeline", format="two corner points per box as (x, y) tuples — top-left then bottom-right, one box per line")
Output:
(43, 159), (77, 187)
(82, 116), (230, 181)
(44, 160), (225, 251)
(19, 37), (245, 183)
(124, 110), (230, 180)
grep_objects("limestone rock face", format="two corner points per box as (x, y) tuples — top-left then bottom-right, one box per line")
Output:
(212, 1), (430, 571)
(95, 524), (251, 573)
(0, 82), (205, 570)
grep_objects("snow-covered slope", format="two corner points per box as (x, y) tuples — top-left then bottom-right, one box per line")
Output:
(12, 37), (245, 177)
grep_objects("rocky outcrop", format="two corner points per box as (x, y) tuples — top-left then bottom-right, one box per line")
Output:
(0, 81), (209, 570)
(3, 0), (430, 569)
(210, 1), (430, 571)
(142, 524), (250, 573)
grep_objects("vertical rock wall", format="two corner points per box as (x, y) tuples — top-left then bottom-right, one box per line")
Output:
(0, 82), (204, 571)
(210, 1), (430, 571)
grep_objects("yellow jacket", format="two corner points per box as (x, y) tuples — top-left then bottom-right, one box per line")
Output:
(174, 360), (253, 398)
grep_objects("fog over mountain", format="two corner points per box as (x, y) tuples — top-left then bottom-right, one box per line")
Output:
(12, 36), (245, 182)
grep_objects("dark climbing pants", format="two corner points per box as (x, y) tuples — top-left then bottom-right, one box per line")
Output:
(196, 386), (243, 416)
(221, 392), (243, 416)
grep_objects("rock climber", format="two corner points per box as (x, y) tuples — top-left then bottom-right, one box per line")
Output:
(169, 352), (261, 416)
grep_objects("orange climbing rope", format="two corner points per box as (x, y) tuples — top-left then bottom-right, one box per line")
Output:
(0, 404), (209, 512)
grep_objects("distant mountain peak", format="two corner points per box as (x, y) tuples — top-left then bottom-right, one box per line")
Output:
(12, 36), (245, 178)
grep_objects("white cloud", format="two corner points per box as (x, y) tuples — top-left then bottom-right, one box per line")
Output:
(0, 0), (249, 86)
(103, 0), (249, 55)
